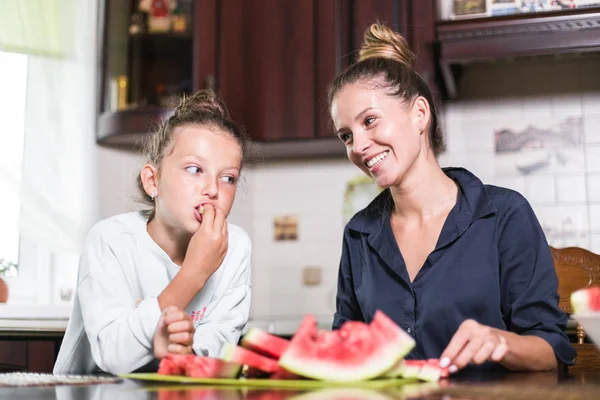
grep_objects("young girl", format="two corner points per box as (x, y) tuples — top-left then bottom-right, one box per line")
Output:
(54, 90), (252, 375)
(329, 24), (575, 374)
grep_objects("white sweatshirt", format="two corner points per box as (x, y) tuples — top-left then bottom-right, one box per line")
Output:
(53, 211), (252, 375)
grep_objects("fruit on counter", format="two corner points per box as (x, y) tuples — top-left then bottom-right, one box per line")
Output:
(278, 311), (416, 381)
(241, 328), (290, 359)
(571, 286), (600, 314)
(157, 354), (242, 378)
(220, 344), (280, 374)
(384, 359), (425, 378)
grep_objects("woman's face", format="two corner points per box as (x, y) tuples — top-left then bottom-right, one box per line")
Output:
(331, 79), (429, 188)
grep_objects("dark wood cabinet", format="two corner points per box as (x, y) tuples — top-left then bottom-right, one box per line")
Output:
(98, 0), (437, 149)
(195, 0), (345, 142)
(0, 334), (63, 374)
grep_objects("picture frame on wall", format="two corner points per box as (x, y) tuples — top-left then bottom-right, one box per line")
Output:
(451, 0), (490, 19)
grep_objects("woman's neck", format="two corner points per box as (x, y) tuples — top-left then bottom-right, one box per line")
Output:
(146, 217), (191, 266)
(389, 156), (457, 224)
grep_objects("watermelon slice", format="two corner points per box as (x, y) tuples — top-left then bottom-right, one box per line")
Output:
(571, 287), (600, 314)
(279, 311), (415, 381)
(220, 344), (280, 373)
(186, 357), (242, 378)
(242, 328), (290, 359)
(157, 354), (242, 378)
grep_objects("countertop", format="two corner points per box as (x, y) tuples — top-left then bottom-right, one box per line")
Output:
(0, 369), (598, 399)
(0, 304), (332, 336)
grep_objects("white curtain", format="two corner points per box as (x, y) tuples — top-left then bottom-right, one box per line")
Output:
(2, 0), (100, 304)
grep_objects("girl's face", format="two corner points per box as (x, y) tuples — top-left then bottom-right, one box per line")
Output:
(331, 79), (429, 189)
(149, 125), (242, 237)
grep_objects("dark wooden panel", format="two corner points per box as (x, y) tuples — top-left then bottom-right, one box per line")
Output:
(315, 0), (345, 139)
(0, 341), (27, 372)
(193, 0), (218, 91)
(27, 341), (56, 374)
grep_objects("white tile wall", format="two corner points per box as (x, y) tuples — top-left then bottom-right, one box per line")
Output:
(587, 174), (600, 203)
(555, 175), (587, 204)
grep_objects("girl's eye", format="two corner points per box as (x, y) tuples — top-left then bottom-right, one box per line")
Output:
(339, 132), (353, 143)
(221, 176), (236, 184)
(185, 166), (201, 174)
(365, 116), (376, 126)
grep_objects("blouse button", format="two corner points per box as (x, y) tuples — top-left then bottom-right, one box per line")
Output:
(407, 327), (412, 333)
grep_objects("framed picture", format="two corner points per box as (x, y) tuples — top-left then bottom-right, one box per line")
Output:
(452, 0), (490, 19)
(490, 0), (522, 16)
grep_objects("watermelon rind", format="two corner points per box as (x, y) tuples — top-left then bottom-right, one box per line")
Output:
(279, 312), (416, 382)
(241, 328), (290, 359)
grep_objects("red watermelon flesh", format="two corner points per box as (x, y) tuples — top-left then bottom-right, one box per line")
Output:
(241, 328), (290, 359)
(279, 311), (415, 381)
(571, 286), (600, 314)
(185, 357), (242, 378)
(157, 354), (241, 378)
(158, 354), (195, 375)
(220, 344), (280, 373)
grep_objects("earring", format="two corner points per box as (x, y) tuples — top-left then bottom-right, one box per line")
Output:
(150, 191), (156, 201)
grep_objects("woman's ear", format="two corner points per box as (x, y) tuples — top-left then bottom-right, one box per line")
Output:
(412, 96), (431, 133)
(140, 164), (159, 199)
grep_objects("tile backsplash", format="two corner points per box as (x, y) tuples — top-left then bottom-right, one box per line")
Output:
(98, 55), (600, 320)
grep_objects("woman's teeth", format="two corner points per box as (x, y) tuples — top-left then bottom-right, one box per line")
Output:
(367, 151), (389, 168)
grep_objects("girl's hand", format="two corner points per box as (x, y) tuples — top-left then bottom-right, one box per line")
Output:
(440, 319), (508, 374)
(154, 306), (195, 359)
(182, 204), (228, 285)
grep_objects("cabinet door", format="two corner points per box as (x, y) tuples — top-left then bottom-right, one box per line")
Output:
(195, 0), (317, 142)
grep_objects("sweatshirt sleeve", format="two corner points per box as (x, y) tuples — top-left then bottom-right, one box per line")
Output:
(192, 238), (252, 357)
(77, 229), (161, 374)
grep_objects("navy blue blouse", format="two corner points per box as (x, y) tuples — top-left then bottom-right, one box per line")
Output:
(333, 167), (575, 367)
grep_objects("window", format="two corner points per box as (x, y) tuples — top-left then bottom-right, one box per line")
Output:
(0, 51), (28, 274)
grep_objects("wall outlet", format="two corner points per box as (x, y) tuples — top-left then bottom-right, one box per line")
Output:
(302, 266), (322, 286)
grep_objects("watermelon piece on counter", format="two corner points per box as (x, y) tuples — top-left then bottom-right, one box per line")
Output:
(571, 286), (600, 314)
(220, 344), (280, 374)
(418, 363), (443, 382)
(157, 354), (242, 378)
(157, 355), (185, 375)
(241, 328), (290, 359)
(185, 357), (242, 378)
(399, 360), (426, 379)
(279, 310), (415, 381)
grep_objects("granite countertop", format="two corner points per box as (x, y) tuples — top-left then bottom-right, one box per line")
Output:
(0, 304), (332, 336)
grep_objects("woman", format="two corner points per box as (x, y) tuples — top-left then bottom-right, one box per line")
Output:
(329, 24), (575, 374)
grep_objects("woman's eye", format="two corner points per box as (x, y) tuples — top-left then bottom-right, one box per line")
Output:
(221, 176), (236, 184)
(339, 132), (353, 143)
(365, 116), (375, 126)
(185, 166), (201, 174)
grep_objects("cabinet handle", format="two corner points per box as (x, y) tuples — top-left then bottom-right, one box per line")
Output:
(205, 75), (216, 91)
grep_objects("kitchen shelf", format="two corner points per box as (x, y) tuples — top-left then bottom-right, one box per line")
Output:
(437, 8), (600, 98)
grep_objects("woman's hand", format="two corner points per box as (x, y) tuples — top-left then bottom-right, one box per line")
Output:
(440, 319), (508, 374)
(154, 306), (195, 359)
(182, 204), (228, 285)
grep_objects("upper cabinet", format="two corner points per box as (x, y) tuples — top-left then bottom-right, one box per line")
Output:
(98, 0), (437, 148)
(98, 0), (194, 145)
(435, 3), (600, 99)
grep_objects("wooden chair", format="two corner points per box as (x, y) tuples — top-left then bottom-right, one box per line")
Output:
(550, 246), (600, 371)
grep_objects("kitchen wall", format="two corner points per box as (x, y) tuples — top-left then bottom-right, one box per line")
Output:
(98, 55), (600, 321)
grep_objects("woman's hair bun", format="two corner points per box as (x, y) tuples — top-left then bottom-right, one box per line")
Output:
(358, 23), (415, 69)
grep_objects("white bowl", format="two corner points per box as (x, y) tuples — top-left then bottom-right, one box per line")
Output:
(573, 313), (600, 347)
